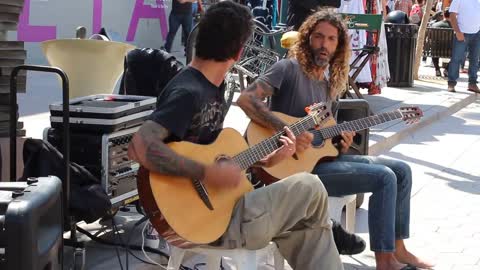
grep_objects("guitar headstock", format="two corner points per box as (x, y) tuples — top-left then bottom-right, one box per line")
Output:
(399, 106), (423, 124)
(305, 102), (331, 126)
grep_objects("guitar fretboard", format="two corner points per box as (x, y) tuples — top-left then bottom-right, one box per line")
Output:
(232, 114), (320, 170)
(315, 110), (403, 139)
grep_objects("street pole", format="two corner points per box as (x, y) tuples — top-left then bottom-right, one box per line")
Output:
(413, 0), (435, 80)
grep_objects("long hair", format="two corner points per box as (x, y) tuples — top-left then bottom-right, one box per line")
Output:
(289, 9), (351, 99)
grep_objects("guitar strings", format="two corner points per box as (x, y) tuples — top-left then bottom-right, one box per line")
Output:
(310, 110), (404, 139)
(233, 113), (318, 169)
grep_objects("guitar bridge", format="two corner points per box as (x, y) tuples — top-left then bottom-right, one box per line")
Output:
(192, 179), (214, 211)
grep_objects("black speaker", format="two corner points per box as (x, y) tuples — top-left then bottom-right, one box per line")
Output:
(0, 176), (63, 270)
(336, 99), (370, 156)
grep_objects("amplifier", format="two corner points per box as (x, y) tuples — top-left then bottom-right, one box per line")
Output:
(44, 126), (140, 207)
(0, 176), (63, 270)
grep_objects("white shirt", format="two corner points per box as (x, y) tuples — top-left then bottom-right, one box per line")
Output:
(449, 0), (480, 34)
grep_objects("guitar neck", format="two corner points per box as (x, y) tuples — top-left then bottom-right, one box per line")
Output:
(233, 114), (318, 170)
(318, 110), (403, 139)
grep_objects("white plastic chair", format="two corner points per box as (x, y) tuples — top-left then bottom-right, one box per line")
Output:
(167, 241), (284, 270)
(328, 195), (357, 233)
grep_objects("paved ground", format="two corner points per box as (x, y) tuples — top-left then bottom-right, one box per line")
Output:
(13, 53), (480, 269)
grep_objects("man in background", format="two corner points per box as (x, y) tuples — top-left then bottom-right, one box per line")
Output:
(164, 0), (195, 53)
(447, 0), (480, 93)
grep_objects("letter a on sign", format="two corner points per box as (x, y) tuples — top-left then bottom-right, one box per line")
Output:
(126, 0), (168, 41)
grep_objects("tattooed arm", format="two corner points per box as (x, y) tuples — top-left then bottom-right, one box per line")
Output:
(128, 120), (205, 180)
(236, 80), (286, 131)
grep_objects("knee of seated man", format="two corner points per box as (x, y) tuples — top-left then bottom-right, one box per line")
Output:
(393, 160), (413, 180)
(290, 172), (327, 196)
(378, 167), (398, 188)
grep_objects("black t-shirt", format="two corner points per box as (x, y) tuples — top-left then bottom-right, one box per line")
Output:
(149, 67), (227, 144)
(172, 0), (192, 14)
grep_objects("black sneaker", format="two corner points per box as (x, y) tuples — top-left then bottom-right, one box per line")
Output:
(331, 219), (366, 255)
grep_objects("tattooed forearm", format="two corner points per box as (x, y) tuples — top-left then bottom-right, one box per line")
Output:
(128, 121), (205, 180)
(237, 80), (286, 131)
(249, 94), (286, 131)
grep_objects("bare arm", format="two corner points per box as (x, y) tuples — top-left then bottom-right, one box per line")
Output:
(449, 12), (461, 34)
(128, 120), (204, 180)
(449, 12), (465, 41)
(236, 80), (286, 131)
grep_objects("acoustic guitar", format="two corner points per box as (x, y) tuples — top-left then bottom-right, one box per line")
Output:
(246, 107), (423, 182)
(137, 103), (330, 248)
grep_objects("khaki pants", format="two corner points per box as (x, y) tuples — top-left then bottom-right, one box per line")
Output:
(215, 172), (343, 270)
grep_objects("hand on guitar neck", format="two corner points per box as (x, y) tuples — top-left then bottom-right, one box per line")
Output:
(257, 126), (297, 168)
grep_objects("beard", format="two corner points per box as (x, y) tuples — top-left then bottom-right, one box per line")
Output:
(312, 47), (332, 67)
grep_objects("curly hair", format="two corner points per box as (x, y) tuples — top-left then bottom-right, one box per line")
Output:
(289, 9), (351, 99)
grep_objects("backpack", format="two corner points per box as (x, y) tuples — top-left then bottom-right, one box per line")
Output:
(119, 48), (184, 98)
(20, 139), (111, 225)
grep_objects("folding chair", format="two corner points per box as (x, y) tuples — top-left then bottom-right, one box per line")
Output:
(341, 13), (383, 99)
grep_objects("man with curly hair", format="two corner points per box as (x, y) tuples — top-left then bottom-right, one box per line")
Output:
(237, 9), (434, 270)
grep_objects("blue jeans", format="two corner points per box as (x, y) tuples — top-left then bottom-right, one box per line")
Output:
(448, 30), (480, 85)
(312, 155), (412, 252)
(164, 12), (193, 53)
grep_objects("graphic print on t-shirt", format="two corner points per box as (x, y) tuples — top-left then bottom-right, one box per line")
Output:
(185, 100), (225, 144)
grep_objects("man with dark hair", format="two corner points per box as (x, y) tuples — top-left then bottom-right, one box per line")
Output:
(238, 9), (434, 270)
(129, 2), (343, 269)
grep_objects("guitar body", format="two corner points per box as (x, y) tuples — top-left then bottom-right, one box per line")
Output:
(137, 128), (254, 247)
(246, 112), (339, 180)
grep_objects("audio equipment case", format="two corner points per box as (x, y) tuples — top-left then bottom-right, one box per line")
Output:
(0, 176), (63, 270)
(49, 94), (156, 132)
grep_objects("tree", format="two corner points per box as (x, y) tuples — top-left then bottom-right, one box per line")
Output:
(413, 0), (435, 80)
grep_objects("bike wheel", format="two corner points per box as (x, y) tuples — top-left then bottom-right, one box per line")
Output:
(252, 19), (276, 50)
(186, 23), (200, 64)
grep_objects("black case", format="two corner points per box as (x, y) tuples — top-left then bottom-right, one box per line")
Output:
(0, 176), (63, 270)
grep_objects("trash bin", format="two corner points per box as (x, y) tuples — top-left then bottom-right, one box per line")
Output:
(385, 23), (419, 87)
